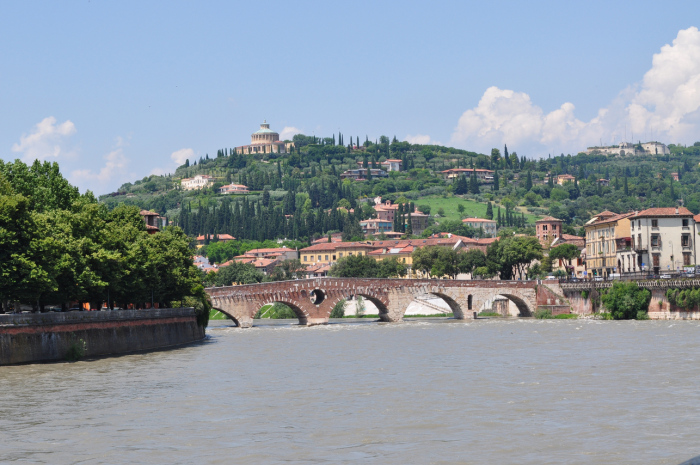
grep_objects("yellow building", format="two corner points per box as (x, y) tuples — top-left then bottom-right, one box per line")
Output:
(300, 242), (376, 265)
(584, 211), (634, 277)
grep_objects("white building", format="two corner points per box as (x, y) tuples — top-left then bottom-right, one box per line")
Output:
(628, 207), (695, 273)
(181, 174), (213, 191)
(585, 141), (670, 156)
(461, 218), (497, 237)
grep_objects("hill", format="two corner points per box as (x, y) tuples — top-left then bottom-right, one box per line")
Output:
(98, 134), (700, 247)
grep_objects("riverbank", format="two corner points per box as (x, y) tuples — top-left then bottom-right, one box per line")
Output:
(0, 308), (205, 365)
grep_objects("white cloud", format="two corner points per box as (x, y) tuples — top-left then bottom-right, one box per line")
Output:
(71, 148), (130, 184)
(171, 148), (194, 165)
(11, 116), (77, 162)
(451, 27), (700, 155)
(405, 134), (432, 144)
(279, 126), (301, 141)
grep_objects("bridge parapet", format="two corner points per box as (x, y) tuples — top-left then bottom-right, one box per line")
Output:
(206, 278), (545, 327)
(560, 278), (700, 292)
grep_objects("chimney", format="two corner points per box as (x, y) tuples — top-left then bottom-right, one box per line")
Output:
(676, 207), (679, 215)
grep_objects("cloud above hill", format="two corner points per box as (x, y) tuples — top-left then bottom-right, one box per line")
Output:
(11, 116), (77, 162)
(451, 26), (700, 156)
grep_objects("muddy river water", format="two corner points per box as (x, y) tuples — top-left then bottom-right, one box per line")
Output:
(1, 318), (700, 464)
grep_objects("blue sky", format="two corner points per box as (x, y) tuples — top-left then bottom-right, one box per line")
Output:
(2, 1), (699, 194)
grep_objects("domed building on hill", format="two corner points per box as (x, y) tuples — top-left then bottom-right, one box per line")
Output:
(235, 121), (291, 155)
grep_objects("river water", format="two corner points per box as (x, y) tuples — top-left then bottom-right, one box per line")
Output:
(1, 318), (700, 464)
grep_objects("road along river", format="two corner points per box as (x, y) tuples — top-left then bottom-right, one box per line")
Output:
(1, 318), (699, 464)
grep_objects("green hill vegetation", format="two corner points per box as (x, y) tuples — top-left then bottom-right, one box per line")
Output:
(95, 135), (700, 259)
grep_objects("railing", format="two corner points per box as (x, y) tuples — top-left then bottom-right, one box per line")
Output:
(559, 270), (694, 284)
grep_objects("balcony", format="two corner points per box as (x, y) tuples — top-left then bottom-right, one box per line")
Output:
(634, 245), (648, 253)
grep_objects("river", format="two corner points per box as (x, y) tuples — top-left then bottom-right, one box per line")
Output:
(1, 318), (700, 464)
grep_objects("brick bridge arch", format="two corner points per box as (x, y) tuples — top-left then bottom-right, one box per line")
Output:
(206, 278), (557, 327)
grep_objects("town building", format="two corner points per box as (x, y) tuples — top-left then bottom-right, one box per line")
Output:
(220, 184), (249, 194)
(461, 218), (497, 237)
(627, 207), (695, 273)
(439, 168), (494, 182)
(556, 174), (576, 185)
(357, 159), (403, 172)
(340, 168), (388, 180)
(598, 178), (610, 187)
(234, 121), (290, 155)
(139, 210), (160, 234)
(195, 234), (236, 248)
(535, 216), (563, 247)
(360, 218), (393, 236)
(181, 174), (213, 191)
(584, 212), (634, 277)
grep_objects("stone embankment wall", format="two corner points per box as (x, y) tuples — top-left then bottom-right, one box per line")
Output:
(536, 281), (571, 315)
(562, 283), (700, 319)
(0, 308), (205, 365)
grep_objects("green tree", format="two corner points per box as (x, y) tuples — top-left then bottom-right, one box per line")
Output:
(548, 244), (580, 272)
(601, 282), (651, 320)
(486, 201), (493, 220)
(214, 261), (265, 286)
(457, 204), (465, 214)
(525, 170), (533, 191)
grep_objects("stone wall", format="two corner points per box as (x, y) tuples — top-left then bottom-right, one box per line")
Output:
(0, 308), (205, 365)
(207, 278), (544, 326)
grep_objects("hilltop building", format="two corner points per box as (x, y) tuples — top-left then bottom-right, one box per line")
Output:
(585, 141), (670, 156)
(234, 121), (291, 155)
(181, 174), (212, 191)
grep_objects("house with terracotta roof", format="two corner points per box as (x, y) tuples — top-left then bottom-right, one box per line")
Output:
(462, 217), (497, 237)
(627, 207), (695, 274)
(140, 210), (160, 234)
(556, 174), (576, 185)
(360, 218), (393, 236)
(196, 233), (236, 246)
(585, 206), (697, 277)
(535, 216), (563, 247)
(219, 184), (249, 194)
(439, 168), (494, 181)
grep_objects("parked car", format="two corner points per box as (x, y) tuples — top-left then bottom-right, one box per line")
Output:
(659, 274), (672, 279)
(593, 276), (604, 282)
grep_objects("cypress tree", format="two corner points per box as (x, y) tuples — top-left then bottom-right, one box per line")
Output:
(493, 170), (499, 192)
(624, 175), (629, 196)
(497, 207), (502, 227)
(469, 170), (480, 194)
(525, 170), (532, 191)
(486, 201), (493, 220)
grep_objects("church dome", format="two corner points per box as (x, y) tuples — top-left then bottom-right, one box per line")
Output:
(253, 121), (277, 135)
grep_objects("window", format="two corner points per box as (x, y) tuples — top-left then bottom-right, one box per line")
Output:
(543, 225), (548, 231)
(684, 253), (692, 266)
(638, 234), (642, 247)
(683, 219), (689, 227)
(325, 255), (329, 261)
(651, 235), (659, 247)
(304, 256), (307, 262)
(339, 253), (343, 257)
(682, 235), (690, 247)
(652, 219), (658, 228)
(653, 254), (660, 267)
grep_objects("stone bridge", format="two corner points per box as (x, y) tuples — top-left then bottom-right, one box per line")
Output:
(206, 278), (567, 327)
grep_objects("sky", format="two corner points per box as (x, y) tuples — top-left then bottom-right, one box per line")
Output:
(1, 0), (700, 195)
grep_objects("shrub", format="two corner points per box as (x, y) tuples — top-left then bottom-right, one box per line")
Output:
(66, 339), (87, 362)
(581, 290), (589, 300)
(330, 299), (346, 318)
(534, 308), (552, 319)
